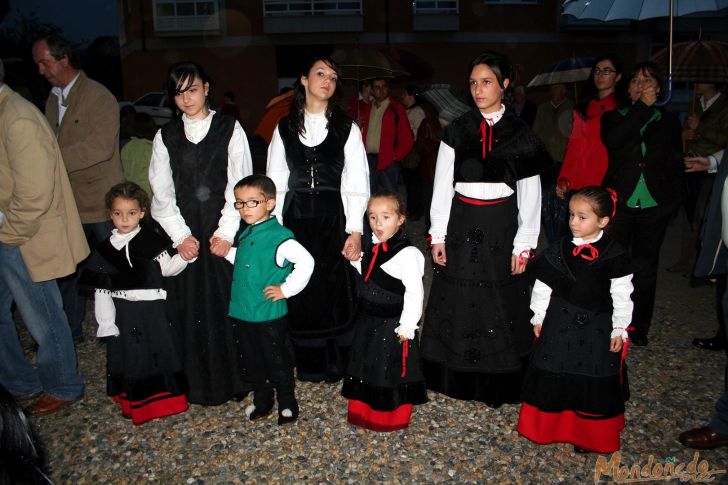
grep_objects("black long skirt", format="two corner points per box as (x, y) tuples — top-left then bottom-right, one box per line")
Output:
(283, 190), (357, 382)
(420, 195), (533, 407)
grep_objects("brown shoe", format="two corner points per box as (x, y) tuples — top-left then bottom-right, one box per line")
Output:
(23, 393), (77, 417)
(678, 427), (728, 449)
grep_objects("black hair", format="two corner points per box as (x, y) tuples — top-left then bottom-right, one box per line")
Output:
(571, 186), (616, 220)
(105, 181), (150, 214)
(574, 53), (625, 120)
(289, 56), (347, 137)
(165, 62), (211, 117)
(368, 190), (406, 219)
(358, 79), (372, 92)
(234, 174), (277, 200)
(469, 50), (514, 106)
(405, 84), (419, 97)
(34, 32), (80, 69)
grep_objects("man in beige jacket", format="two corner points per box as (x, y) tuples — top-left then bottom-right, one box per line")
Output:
(32, 33), (123, 342)
(0, 60), (88, 416)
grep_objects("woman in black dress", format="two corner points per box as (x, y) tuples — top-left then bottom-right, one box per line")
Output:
(267, 56), (370, 382)
(149, 62), (253, 405)
(420, 51), (551, 407)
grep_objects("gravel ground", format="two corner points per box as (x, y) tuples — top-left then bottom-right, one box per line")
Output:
(18, 217), (728, 484)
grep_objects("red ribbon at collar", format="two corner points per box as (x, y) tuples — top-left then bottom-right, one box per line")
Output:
(363, 241), (388, 281)
(479, 118), (494, 159)
(572, 243), (599, 261)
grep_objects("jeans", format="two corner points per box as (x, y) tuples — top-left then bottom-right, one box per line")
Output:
(57, 220), (113, 339)
(0, 244), (84, 400)
(368, 154), (400, 194)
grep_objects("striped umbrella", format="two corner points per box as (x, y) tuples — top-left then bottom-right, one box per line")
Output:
(650, 40), (728, 83)
(527, 56), (596, 87)
(420, 84), (474, 123)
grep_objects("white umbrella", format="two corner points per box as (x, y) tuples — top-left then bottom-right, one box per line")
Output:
(562, 0), (728, 104)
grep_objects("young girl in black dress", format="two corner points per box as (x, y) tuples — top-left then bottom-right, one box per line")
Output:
(83, 182), (190, 425)
(341, 191), (427, 431)
(517, 186), (634, 453)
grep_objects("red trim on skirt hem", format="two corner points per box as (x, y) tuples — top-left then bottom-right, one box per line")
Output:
(348, 399), (413, 432)
(517, 402), (624, 453)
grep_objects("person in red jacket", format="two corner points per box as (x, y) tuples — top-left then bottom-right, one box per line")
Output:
(556, 54), (624, 200)
(360, 78), (414, 193)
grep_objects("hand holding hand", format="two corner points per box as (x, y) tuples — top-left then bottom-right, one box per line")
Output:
(177, 236), (200, 261)
(431, 243), (447, 266)
(263, 285), (285, 302)
(209, 236), (232, 257)
(341, 232), (362, 261)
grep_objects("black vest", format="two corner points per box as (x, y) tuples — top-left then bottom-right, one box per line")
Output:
(81, 227), (171, 291)
(161, 114), (235, 235)
(444, 109), (552, 189)
(277, 113), (352, 193)
(357, 230), (410, 317)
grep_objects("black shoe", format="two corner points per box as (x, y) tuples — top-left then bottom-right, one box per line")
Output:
(246, 403), (273, 421)
(277, 400), (299, 426)
(630, 334), (648, 347)
(692, 336), (727, 351)
(573, 446), (591, 454)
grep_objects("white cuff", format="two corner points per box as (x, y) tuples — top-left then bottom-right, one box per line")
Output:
(611, 327), (629, 340)
(394, 324), (417, 340)
(97, 323), (120, 338)
(530, 315), (544, 325)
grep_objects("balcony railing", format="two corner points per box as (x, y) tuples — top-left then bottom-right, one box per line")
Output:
(263, 0), (362, 16)
(412, 0), (458, 14)
(153, 0), (221, 32)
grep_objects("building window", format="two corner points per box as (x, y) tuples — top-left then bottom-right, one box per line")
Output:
(413, 0), (458, 14)
(262, 0), (362, 16)
(154, 0), (221, 32)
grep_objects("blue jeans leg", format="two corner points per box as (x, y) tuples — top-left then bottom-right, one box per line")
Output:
(0, 244), (84, 400)
(58, 220), (113, 339)
(709, 388), (728, 436)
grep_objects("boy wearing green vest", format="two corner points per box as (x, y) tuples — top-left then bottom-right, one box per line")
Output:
(224, 175), (314, 425)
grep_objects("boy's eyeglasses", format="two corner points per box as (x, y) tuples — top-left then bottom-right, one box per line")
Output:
(593, 68), (617, 76)
(234, 199), (266, 209)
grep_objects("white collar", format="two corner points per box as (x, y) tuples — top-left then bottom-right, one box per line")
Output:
(182, 109), (215, 125)
(572, 230), (603, 246)
(110, 226), (142, 267)
(702, 92), (722, 111)
(480, 104), (505, 125)
(51, 71), (80, 103)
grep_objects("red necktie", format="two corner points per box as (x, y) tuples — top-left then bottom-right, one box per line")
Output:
(479, 118), (494, 159)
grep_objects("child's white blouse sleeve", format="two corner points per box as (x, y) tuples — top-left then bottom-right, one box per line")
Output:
(529, 278), (552, 325)
(277, 239), (315, 298)
(94, 290), (120, 338)
(155, 251), (190, 277)
(380, 246), (425, 340)
(610, 274), (634, 340)
(149, 130), (191, 246)
(213, 121), (252, 242)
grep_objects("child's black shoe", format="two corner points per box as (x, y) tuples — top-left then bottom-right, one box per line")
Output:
(277, 399), (299, 425)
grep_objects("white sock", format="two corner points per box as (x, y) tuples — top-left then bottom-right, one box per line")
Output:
(281, 408), (293, 418)
(245, 404), (256, 417)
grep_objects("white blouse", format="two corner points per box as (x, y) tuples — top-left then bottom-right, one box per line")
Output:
(529, 231), (634, 340)
(428, 105), (541, 254)
(149, 110), (253, 246)
(351, 235), (425, 340)
(266, 110), (370, 234)
(94, 227), (190, 338)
